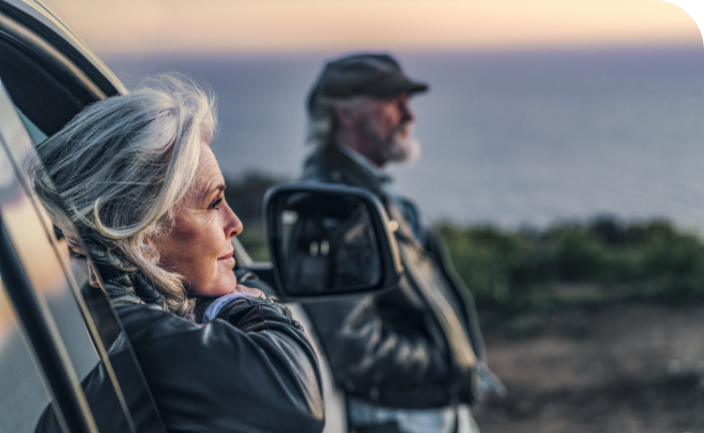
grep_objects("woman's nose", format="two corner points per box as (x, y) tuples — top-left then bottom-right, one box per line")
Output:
(224, 201), (243, 238)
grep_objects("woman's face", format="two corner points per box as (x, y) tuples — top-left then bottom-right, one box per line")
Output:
(153, 143), (242, 297)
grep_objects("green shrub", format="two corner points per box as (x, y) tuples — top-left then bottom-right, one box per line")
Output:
(437, 224), (532, 307)
(437, 216), (704, 312)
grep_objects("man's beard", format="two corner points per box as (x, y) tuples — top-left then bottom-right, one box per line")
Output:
(364, 119), (421, 165)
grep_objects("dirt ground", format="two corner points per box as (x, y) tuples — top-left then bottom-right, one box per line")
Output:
(473, 303), (704, 433)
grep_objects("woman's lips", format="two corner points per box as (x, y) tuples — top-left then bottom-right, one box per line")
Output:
(218, 251), (235, 266)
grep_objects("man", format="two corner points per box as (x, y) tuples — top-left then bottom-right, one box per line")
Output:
(301, 53), (503, 433)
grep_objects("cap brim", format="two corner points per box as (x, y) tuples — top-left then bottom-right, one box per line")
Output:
(368, 78), (429, 98)
(402, 81), (429, 95)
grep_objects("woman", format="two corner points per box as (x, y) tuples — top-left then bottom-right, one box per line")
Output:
(31, 76), (324, 432)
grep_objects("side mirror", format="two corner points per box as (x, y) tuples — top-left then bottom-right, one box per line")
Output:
(265, 183), (402, 301)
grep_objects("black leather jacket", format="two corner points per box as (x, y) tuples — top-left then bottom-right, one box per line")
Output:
(301, 144), (490, 409)
(36, 269), (325, 433)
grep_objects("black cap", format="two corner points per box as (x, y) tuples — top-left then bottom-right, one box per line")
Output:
(307, 53), (429, 114)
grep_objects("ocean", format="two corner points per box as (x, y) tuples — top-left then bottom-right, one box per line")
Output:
(103, 47), (704, 232)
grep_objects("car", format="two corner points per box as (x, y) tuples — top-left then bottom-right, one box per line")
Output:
(0, 1), (401, 431)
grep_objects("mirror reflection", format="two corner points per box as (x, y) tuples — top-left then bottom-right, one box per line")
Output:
(275, 191), (381, 295)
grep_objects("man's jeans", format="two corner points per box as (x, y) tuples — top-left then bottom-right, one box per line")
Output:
(348, 398), (481, 433)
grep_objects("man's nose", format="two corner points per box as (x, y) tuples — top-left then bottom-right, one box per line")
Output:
(400, 99), (414, 123)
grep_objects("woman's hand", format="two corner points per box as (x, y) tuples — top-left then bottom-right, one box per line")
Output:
(234, 284), (265, 298)
(194, 284), (267, 323)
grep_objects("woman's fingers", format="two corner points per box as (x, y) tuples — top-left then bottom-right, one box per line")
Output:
(236, 285), (266, 298)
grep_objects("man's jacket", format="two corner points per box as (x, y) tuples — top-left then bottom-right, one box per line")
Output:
(301, 144), (490, 409)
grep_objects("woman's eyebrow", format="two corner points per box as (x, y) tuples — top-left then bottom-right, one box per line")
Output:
(201, 184), (225, 202)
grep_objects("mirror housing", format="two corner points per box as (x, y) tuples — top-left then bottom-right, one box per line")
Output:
(265, 183), (402, 301)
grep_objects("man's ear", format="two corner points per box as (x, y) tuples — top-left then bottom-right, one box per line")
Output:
(335, 105), (357, 129)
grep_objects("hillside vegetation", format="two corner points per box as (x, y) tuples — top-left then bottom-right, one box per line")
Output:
(437, 217), (704, 312)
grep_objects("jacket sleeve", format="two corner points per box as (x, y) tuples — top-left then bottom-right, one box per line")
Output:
(35, 289), (324, 433)
(117, 297), (325, 433)
(302, 294), (451, 394)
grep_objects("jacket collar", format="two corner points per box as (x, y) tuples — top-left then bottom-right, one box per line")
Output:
(320, 143), (392, 196)
(337, 142), (387, 179)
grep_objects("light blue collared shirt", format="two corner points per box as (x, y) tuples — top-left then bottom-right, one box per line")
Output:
(202, 292), (258, 324)
(348, 397), (480, 433)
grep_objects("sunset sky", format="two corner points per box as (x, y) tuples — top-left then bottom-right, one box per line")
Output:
(39, 0), (702, 54)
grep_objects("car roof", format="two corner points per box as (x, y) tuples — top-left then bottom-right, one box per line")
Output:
(1, 0), (126, 95)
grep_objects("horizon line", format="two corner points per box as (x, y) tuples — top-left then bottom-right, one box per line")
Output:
(97, 41), (704, 58)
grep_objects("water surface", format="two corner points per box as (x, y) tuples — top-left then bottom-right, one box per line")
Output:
(104, 48), (704, 231)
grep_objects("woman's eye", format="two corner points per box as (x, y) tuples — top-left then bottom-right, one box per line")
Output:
(209, 198), (223, 210)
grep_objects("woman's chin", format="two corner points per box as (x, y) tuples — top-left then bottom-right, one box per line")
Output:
(191, 275), (239, 298)
(219, 274), (239, 295)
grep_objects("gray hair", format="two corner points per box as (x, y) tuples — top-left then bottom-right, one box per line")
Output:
(32, 74), (216, 317)
(306, 95), (369, 147)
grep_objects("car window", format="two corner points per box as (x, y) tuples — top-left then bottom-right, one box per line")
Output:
(16, 108), (48, 145)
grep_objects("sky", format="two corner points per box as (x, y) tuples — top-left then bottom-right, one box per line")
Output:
(39, 0), (702, 54)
